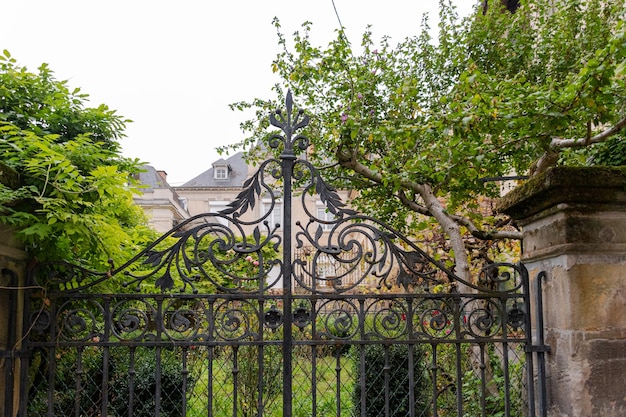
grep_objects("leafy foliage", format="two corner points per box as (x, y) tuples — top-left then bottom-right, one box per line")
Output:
(226, 0), (626, 279)
(0, 50), (153, 269)
(350, 343), (430, 416)
(28, 347), (192, 417)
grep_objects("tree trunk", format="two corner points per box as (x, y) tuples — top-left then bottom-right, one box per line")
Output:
(417, 184), (472, 293)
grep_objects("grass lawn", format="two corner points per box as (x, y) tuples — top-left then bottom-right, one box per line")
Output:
(186, 345), (356, 417)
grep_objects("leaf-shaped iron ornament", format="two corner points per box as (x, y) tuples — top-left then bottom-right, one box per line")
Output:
(121, 214), (282, 293)
(312, 169), (358, 217)
(292, 214), (454, 294)
(291, 206), (527, 295)
(219, 159), (283, 224)
(269, 90), (310, 156)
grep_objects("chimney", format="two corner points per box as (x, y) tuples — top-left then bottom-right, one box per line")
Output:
(157, 170), (168, 184)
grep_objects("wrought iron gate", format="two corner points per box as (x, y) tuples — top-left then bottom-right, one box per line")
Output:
(16, 92), (547, 417)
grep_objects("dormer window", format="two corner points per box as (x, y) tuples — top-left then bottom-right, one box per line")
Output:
(211, 158), (233, 181)
(214, 166), (229, 180)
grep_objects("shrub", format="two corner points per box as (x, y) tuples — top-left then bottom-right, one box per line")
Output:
(351, 343), (430, 417)
(28, 346), (194, 417)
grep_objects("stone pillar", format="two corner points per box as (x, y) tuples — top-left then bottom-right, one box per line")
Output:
(499, 167), (626, 417)
(0, 161), (28, 417)
(0, 226), (27, 417)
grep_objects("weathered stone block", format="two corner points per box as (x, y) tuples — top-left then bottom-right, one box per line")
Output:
(499, 166), (626, 417)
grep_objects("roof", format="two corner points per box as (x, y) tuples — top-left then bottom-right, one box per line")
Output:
(179, 152), (248, 188)
(136, 165), (169, 191)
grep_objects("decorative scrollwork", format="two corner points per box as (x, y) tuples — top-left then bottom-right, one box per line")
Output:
(506, 298), (527, 330)
(364, 299), (408, 340)
(462, 299), (503, 338)
(316, 300), (359, 341)
(30, 309), (51, 334)
(294, 213), (453, 293)
(214, 300), (259, 341)
(111, 299), (154, 341)
(119, 211), (283, 294)
(219, 159), (282, 223)
(57, 299), (103, 342)
(26, 90), (528, 300)
(29, 261), (113, 292)
(162, 299), (204, 341)
(476, 263), (525, 293)
(23, 90), (531, 358)
(415, 298), (456, 340)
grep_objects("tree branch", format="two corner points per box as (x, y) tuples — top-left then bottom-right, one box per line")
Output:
(532, 116), (626, 175)
(550, 116), (626, 149)
(397, 190), (523, 240)
(337, 152), (466, 279)
(447, 213), (523, 240)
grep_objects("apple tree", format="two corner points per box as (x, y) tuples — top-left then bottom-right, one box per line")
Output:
(227, 0), (625, 283)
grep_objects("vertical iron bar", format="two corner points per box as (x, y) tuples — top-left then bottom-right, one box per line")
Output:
(501, 296), (512, 417)
(257, 344), (265, 417)
(3, 269), (17, 417)
(430, 343), (438, 417)
(384, 345), (390, 417)
(521, 265), (536, 417)
(503, 293), (516, 417)
(454, 296), (463, 417)
(311, 344), (318, 417)
(455, 342), (463, 416)
(280, 108), (297, 417)
(257, 301), (265, 417)
(73, 346), (83, 417)
(525, 344), (537, 417)
(208, 299), (215, 417)
(359, 299), (367, 417)
(101, 297), (111, 417)
(311, 299), (318, 417)
(502, 340), (511, 417)
(479, 343), (487, 417)
(18, 344), (30, 417)
(232, 346), (239, 417)
(407, 297), (415, 417)
(101, 344), (110, 416)
(154, 297), (163, 417)
(128, 347), (136, 417)
(18, 282), (32, 417)
(535, 272), (548, 417)
(359, 343), (367, 417)
(46, 296), (57, 417)
(408, 343), (415, 417)
(182, 347), (189, 417)
(208, 345), (214, 417)
(335, 349), (341, 417)
(46, 342), (55, 417)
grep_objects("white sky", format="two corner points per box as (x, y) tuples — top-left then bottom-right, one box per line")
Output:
(1, 0), (478, 185)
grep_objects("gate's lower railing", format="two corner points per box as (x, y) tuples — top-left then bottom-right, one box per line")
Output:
(21, 290), (542, 417)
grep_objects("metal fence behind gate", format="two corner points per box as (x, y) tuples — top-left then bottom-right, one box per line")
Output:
(14, 92), (547, 417)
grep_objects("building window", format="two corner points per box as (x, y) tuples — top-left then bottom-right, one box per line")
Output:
(317, 207), (335, 231)
(262, 200), (283, 227)
(214, 166), (228, 180)
(316, 253), (341, 287)
(209, 201), (230, 226)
